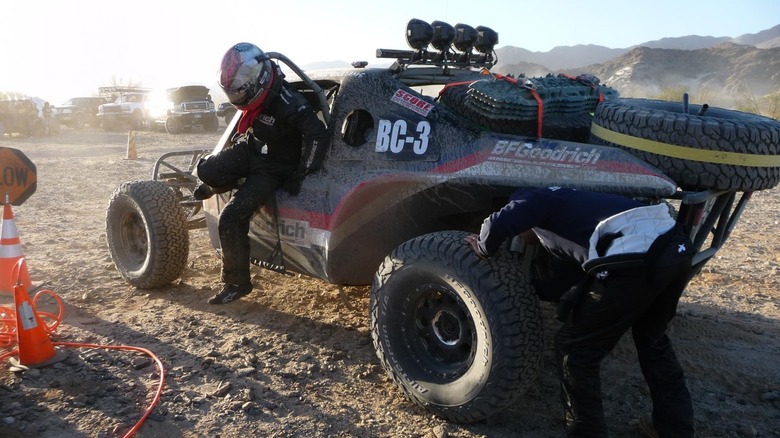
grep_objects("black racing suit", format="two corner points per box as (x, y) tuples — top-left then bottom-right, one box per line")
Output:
(475, 187), (695, 437)
(197, 81), (329, 288)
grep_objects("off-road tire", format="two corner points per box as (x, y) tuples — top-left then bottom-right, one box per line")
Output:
(590, 98), (780, 191)
(166, 117), (183, 135)
(370, 230), (543, 423)
(73, 114), (85, 130)
(203, 116), (219, 133)
(106, 180), (189, 288)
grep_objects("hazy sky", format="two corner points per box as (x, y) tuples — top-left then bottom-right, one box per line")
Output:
(2, 0), (778, 105)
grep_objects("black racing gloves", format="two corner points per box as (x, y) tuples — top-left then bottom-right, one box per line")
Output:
(283, 168), (306, 196)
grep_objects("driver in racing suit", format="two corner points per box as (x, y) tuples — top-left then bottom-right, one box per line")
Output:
(195, 42), (330, 305)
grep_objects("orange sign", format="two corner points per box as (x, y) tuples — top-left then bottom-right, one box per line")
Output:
(0, 147), (37, 206)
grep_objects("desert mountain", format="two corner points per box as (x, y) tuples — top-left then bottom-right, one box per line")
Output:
(490, 25), (780, 106)
(732, 24), (780, 48)
(494, 24), (780, 70)
(627, 35), (732, 50)
(494, 45), (627, 71)
(557, 43), (780, 105)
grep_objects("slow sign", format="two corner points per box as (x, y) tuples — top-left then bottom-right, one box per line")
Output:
(0, 147), (37, 206)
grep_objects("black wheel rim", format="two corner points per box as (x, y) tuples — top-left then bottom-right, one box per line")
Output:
(405, 283), (477, 381)
(118, 209), (148, 269)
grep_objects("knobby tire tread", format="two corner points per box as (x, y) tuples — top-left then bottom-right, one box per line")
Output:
(369, 230), (542, 422)
(591, 98), (780, 191)
(106, 180), (189, 288)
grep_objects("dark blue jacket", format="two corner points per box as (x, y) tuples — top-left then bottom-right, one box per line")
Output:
(476, 187), (644, 264)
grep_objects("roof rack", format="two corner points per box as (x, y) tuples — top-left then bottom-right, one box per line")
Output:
(98, 86), (154, 98)
(377, 19), (498, 72)
(376, 48), (495, 71)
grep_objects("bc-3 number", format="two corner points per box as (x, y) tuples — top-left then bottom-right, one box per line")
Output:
(376, 120), (430, 155)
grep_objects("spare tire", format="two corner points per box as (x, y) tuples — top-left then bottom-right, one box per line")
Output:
(590, 98), (780, 191)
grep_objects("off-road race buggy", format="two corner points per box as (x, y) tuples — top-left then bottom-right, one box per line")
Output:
(105, 20), (780, 423)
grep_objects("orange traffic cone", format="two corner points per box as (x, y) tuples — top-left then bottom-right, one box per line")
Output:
(1, 197), (31, 295)
(126, 130), (138, 160)
(10, 259), (66, 368)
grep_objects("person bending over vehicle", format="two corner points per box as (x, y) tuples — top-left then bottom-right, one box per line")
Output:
(195, 42), (329, 305)
(465, 186), (695, 438)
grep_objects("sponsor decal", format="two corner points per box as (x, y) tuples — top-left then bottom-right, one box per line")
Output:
(391, 89), (433, 117)
(257, 114), (276, 126)
(263, 218), (310, 248)
(279, 218), (309, 247)
(490, 140), (602, 167)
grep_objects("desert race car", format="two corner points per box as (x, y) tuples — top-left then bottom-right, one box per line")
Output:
(105, 19), (780, 423)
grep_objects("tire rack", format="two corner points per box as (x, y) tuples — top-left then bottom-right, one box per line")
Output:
(675, 189), (752, 273)
(151, 149), (211, 230)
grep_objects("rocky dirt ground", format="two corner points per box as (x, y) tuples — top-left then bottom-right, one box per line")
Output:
(0, 127), (778, 438)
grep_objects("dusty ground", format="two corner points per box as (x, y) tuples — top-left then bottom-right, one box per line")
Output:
(0, 127), (779, 438)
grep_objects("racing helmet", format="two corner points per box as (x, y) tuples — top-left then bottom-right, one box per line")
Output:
(218, 42), (277, 108)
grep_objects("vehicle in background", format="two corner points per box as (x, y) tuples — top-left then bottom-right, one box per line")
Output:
(97, 90), (153, 131)
(57, 96), (108, 129)
(150, 85), (219, 134)
(216, 101), (237, 126)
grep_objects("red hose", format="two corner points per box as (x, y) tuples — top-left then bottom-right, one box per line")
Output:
(1, 289), (166, 438)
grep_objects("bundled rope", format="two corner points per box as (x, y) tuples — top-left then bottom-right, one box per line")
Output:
(0, 288), (63, 347)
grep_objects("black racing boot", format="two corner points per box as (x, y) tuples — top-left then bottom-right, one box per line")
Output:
(193, 183), (215, 201)
(207, 283), (253, 304)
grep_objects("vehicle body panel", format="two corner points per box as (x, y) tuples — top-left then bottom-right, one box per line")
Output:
(202, 66), (676, 285)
